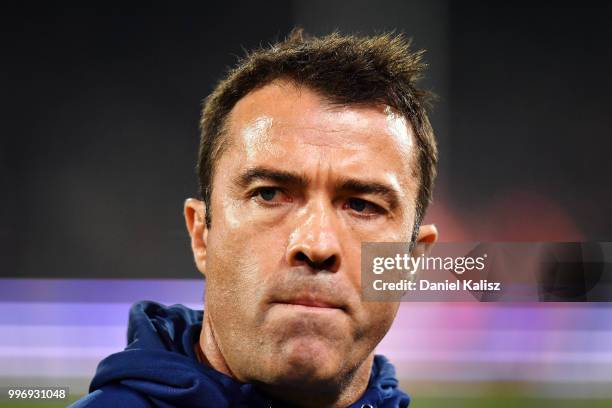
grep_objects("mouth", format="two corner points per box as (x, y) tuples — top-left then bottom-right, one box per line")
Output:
(271, 296), (346, 312)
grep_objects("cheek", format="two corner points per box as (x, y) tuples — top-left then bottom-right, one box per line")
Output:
(356, 301), (399, 342)
(206, 228), (258, 291)
(216, 194), (245, 230)
(205, 195), (286, 302)
(204, 231), (265, 331)
(215, 191), (292, 263)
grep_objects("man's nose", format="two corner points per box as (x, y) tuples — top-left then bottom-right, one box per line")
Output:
(286, 198), (342, 272)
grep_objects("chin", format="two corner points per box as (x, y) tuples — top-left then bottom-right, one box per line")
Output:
(271, 337), (345, 387)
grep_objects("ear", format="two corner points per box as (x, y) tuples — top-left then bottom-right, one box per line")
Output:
(184, 198), (208, 278)
(411, 224), (438, 258)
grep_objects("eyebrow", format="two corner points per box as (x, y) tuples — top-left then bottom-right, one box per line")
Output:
(234, 167), (309, 190)
(234, 166), (401, 209)
(335, 178), (401, 211)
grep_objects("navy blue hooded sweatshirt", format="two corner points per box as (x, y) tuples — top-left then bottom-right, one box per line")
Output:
(71, 301), (410, 408)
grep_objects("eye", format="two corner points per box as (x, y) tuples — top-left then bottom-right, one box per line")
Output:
(344, 198), (384, 216)
(348, 198), (367, 212)
(258, 187), (278, 201)
(251, 187), (292, 205)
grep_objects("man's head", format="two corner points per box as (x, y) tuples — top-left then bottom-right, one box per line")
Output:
(185, 29), (438, 406)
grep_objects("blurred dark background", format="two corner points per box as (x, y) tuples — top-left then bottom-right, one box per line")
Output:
(2, 2), (611, 278)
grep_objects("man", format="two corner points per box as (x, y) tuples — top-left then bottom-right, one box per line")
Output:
(71, 29), (439, 408)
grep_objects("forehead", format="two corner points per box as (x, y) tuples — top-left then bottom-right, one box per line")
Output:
(222, 80), (418, 191)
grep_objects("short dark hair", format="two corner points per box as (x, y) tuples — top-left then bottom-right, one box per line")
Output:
(198, 28), (438, 239)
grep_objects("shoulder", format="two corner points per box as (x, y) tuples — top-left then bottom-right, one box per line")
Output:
(69, 384), (152, 408)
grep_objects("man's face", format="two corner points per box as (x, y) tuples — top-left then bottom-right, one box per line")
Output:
(189, 81), (420, 389)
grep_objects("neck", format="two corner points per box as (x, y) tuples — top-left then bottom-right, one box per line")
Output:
(255, 354), (374, 408)
(197, 309), (237, 379)
(198, 309), (374, 408)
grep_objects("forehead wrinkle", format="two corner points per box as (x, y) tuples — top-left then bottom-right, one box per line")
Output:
(271, 122), (388, 151)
